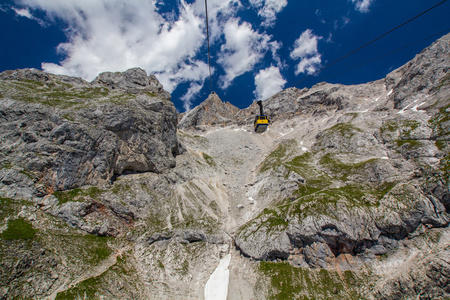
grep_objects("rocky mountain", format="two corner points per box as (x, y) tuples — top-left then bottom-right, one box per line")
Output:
(0, 33), (449, 299)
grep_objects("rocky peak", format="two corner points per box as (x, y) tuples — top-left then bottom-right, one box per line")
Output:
(0, 68), (90, 87)
(0, 68), (181, 193)
(178, 92), (240, 129)
(91, 67), (171, 100)
(386, 33), (450, 111)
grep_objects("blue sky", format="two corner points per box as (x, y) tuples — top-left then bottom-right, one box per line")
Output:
(0, 0), (449, 112)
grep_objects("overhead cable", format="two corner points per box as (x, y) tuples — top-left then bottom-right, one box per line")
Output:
(323, 28), (450, 82)
(288, 0), (449, 88)
(204, 0), (213, 93)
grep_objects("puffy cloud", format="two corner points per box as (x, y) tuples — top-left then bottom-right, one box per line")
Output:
(351, 0), (374, 13)
(249, 0), (287, 27)
(218, 19), (279, 88)
(12, 0), (247, 111)
(12, 7), (48, 26)
(23, 0), (205, 82)
(180, 82), (203, 112)
(13, 7), (33, 18)
(290, 29), (322, 75)
(156, 60), (210, 111)
(254, 66), (286, 100)
(10, 0), (284, 111)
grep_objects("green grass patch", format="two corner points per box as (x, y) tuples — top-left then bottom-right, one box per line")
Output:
(319, 153), (379, 181)
(0, 79), (120, 109)
(435, 140), (448, 151)
(395, 139), (422, 148)
(1, 217), (36, 240)
(437, 73), (450, 90)
(202, 152), (216, 167)
(324, 123), (363, 136)
(53, 187), (104, 204)
(0, 197), (15, 221)
(380, 121), (399, 133)
(1, 161), (13, 169)
(0, 197), (33, 223)
(56, 276), (101, 300)
(259, 261), (362, 299)
(56, 234), (113, 265)
(259, 140), (297, 173)
(429, 103), (450, 137)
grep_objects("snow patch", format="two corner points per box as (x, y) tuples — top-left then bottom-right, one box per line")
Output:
(381, 157), (389, 160)
(204, 254), (231, 300)
(277, 128), (294, 139)
(300, 141), (308, 152)
(411, 102), (426, 112)
(387, 89), (393, 97)
(397, 103), (413, 115)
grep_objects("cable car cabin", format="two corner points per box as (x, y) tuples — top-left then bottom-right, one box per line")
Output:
(254, 100), (269, 133)
(254, 115), (269, 133)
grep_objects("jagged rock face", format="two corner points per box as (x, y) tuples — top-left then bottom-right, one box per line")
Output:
(229, 34), (450, 297)
(386, 33), (450, 111)
(0, 68), (181, 194)
(91, 67), (171, 100)
(178, 92), (240, 129)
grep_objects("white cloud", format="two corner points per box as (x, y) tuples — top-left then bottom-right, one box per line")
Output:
(14, 1), (206, 86)
(249, 0), (287, 27)
(218, 19), (279, 88)
(351, 0), (374, 13)
(13, 7), (33, 18)
(12, 7), (48, 26)
(11, 0), (285, 111)
(290, 29), (322, 75)
(156, 60), (210, 111)
(12, 0), (249, 111)
(254, 66), (286, 100)
(180, 82), (203, 112)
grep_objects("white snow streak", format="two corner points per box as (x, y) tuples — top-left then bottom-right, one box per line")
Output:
(300, 141), (308, 152)
(397, 99), (427, 114)
(277, 128), (294, 139)
(411, 102), (426, 112)
(204, 254), (232, 300)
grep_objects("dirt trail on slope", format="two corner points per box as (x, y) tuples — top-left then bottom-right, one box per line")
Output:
(47, 246), (130, 300)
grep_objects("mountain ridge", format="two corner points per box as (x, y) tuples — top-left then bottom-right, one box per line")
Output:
(0, 33), (449, 299)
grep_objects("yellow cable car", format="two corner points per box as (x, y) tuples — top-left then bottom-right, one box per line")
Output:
(254, 101), (269, 133)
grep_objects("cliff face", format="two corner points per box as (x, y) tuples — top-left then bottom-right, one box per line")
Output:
(0, 34), (450, 300)
(0, 67), (181, 194)
(178, 91), (240, 129)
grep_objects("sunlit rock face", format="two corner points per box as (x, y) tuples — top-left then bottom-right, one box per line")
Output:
(0, 67), (181, 192)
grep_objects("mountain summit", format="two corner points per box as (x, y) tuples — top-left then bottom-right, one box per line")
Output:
(178, 91), (240, 129)
(1, 33), (449, 299)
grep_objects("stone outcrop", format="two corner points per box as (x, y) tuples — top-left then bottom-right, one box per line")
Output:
(178, 92), (240, 129)
(0, 68), (181, 194)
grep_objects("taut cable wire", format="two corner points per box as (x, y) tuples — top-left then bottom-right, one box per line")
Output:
(204, 0), (213, 93)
